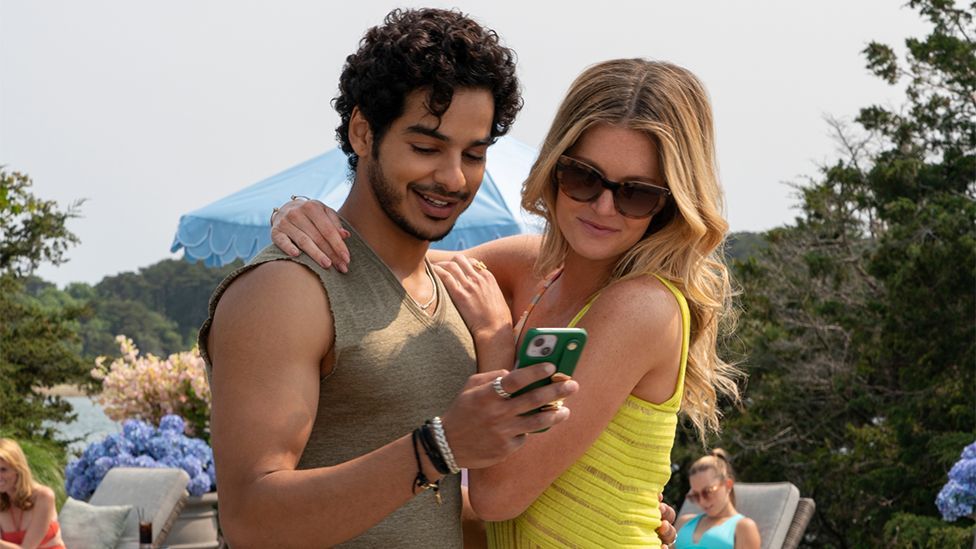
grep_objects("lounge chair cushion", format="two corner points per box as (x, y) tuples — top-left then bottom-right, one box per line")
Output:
(89, 467), (190, 549)
(679, 481), (801, 549)
(58, 497), (131, 549)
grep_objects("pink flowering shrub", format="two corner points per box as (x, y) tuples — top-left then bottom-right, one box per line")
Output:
(92, 335), (211, 439)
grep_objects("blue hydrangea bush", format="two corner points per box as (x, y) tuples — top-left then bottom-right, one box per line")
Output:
(936, 441), (976, 522)
(65, 414), (216, 499)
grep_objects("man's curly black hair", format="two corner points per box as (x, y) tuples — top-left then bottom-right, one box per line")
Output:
(333, 8), (522, 171)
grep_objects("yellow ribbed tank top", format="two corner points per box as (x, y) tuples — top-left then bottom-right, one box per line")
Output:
(487, 274), (690, 549)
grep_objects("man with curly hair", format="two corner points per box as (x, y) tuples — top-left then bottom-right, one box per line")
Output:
(199, 8), (578, 547)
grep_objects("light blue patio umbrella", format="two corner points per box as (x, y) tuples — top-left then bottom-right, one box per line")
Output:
(171, 136), (541, 267)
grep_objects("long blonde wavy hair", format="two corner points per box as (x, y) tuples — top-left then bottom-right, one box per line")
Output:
(522, 58), (741, 439)
(0, 438), (36, 511)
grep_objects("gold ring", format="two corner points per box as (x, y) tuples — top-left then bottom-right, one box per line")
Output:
(539, 400), (564, 412)
(472, 259), (488, 271)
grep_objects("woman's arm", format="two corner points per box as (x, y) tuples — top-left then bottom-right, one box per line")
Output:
(455, 235), (540, 308)
(434, 259), (681, 547)
(467, 276), (684, 520)
(433, 254), (520, 374)
(734, 517), (761, 549)
(269, 197), (542, 303)
(18, 485), (57, 549)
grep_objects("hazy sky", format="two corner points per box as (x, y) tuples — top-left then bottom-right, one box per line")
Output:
(1, 1), (927, 286)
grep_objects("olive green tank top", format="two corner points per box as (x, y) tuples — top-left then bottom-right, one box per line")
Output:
(199, 227), (476, 548)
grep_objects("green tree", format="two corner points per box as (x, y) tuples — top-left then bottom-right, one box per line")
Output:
(725, 231), (767, 262)
(93, 259), (240, 352)
(672, 2), (975, 547)
(0, 171), (79, 276)
(8, 257), (240, 368)
(0, 169), (87, 440)
(88, 297), (184, 357)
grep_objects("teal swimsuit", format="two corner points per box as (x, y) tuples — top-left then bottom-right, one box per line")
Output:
(675, 513), (744, 549)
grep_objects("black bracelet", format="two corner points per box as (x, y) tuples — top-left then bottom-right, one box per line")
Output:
(419, 423), (448, 474)
(411, 428), (442, 504)
(419, 422), (452, 475)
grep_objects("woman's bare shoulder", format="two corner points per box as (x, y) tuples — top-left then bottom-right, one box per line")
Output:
(675, 512), (698, 530)
(735, 516), (762, 548)
(591, 275), (680, 329)
(737, 515), (760, 532)
(578, 275), (682, 386)
(31, 483), (56, 506)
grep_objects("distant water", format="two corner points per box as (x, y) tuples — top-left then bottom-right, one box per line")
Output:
(50, 396), (120, 454)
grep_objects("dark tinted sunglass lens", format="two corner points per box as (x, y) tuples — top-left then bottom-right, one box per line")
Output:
(558, 162), (603, 202)
(616, 185), (665, 217)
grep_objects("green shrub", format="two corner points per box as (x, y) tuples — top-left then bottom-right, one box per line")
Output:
(884, 512), (974, 549)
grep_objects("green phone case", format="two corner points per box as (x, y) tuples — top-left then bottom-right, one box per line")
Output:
(511, 327), (588, 399)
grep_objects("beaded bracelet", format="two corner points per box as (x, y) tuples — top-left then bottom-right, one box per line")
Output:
(418, 423), (452, 475)
(429, 417), (461, 474)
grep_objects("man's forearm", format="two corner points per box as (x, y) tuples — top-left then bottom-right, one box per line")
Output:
(220, 433), (444, 547)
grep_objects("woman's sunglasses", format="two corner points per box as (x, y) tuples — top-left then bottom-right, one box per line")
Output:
(553, 155), (671, 219)
(686, 482), (724, 505)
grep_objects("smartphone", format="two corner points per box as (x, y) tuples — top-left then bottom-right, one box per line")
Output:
(511, 327), (588, 399)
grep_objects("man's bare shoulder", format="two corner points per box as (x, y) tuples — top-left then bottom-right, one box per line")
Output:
(212, 259), (332, 357)
(218, 259), (325, 309)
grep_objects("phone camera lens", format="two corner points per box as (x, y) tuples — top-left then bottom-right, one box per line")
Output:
(533, 337), (544, 347)
(541, 346), (552, 355)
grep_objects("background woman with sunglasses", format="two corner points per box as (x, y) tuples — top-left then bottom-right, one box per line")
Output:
(674, 449), (761, 549)
(270, 58), (742, 548)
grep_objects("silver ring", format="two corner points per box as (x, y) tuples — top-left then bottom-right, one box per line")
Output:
(492, 376), (512, 399)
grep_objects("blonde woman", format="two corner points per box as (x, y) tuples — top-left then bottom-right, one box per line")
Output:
(0, 439), (64, 549)
(271, 58), (740, 547)
(675, 449), (761, 549)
